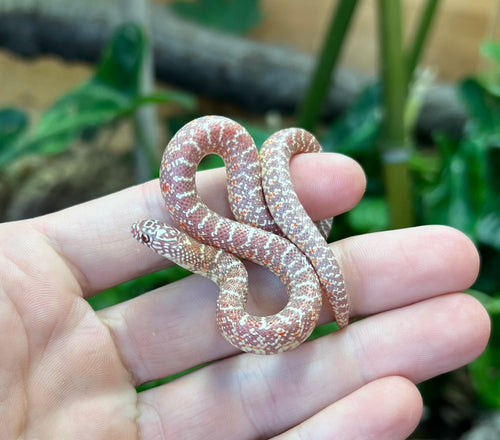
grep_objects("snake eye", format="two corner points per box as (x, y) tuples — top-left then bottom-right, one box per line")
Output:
(141, 233), (151, 244)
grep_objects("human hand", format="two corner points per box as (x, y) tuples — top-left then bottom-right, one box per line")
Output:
(0, 152), (489, 439)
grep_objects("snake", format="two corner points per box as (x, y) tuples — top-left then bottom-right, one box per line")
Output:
(131, 115), (348, 355)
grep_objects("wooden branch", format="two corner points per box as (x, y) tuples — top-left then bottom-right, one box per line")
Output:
(0, 0), (466, 137)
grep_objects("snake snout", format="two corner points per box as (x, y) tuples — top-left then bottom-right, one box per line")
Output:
(131, 219), (184, 244)
(131, 220), (150, 245)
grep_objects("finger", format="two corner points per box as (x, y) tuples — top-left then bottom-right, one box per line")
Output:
(274, 377), (422, 440)
(98, 225), (480, 383)
(290, 152), (365, 220)
(33, 153), (364, 294)
(337, 224), (480, 316)
(135, 293), (488, 440)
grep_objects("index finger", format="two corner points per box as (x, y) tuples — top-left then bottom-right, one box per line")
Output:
(33, 153), (365, 295)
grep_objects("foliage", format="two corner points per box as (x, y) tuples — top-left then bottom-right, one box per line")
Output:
(0, 108), (29, 148)
(450, 42), (500, 409)
(321, 40), (500, 410)
(468, 290), (500, 408)
(0, 22), (197, 315)
(169, 0), (262, 35)
(321, 82), (388, 233)
(297, 0), (359, 131)
(298, 0), (442, 231)
(420, 44), (500, 290)
(322, 49), (500, 248)
(421, 79), (499, 241)
(0, 23), (195, 169)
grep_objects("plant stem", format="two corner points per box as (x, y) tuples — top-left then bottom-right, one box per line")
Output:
(123, 0), (160, 182)
(296, 0), (359, 131)
(377, 0), (414, 228)
(406, 0), (441, 82)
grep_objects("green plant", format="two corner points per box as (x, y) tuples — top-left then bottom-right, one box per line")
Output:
(0, 107), (29, 149)
(0, 22), (197, 308)
(298, 0), (441, 230)
(296, 0), (359, 132)
(469, 290), (500, 408)
(0, 23), (195, 170)
(169, 0), (262, 35)
(419, 42), (500, 409)
(421, 45), (500, 267)
(322, 40), (500, 411)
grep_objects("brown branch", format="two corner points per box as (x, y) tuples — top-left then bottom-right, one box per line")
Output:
(0, 0), (466, 137)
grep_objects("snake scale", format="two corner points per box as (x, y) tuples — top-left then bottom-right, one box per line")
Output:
(131, 115), (348, 355)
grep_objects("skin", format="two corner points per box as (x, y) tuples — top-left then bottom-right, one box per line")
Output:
(0, 152), (489, 439)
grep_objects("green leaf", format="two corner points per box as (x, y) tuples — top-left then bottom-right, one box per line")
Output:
(422, 132), (488, 237)
(459, 78), (500, 134)
(409, 149), (441, 186)
(0, 107), (29, 149)
(0, 23), (197, 169)
(0, 25), (148, 167)
(477, 42), (500, 98)
(487, 144), (500, 197)
(480, 41), (500, 67)
(33, 87), (195, 148)
(134, 90), (197, 111)
(170, 0), (262, 35)
(423, 150), (475, 235)
(477, 211), (500, 252)
(450, 137), (487, 226)
(199, 153), (224, 170)
(47, 23), (146, 136)
(309, 321), (338, 340)
(0, 84), (132, 167)
(95, 22), (146, 96)
(468, 291), (500, 407)
(323, 82), (381, 156)
(38, 83), (128, 135)
(469, 344), (500, 408)
(26, 82), (130, 155)
(242, 121), (273, 150)
(346, 196), (389, 233)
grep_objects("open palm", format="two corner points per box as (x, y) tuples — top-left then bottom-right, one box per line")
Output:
(0, 152), (489, 439)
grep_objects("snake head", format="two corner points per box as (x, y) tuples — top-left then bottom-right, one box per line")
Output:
(131, 219), (213, 273)
(131, 219), (183, 255)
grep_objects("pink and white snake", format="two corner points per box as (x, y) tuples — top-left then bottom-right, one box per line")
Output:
(131, 115), (348, 355)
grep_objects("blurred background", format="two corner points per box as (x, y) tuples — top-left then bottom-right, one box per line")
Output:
(1, 0), (500, 438)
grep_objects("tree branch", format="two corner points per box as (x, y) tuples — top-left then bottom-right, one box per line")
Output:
(0, 0), (466, 138)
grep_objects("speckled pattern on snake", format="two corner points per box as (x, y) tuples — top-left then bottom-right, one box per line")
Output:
(131, 115), (348, 355)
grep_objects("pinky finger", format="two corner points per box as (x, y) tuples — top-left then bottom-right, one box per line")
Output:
(275, 376), (422, 440)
